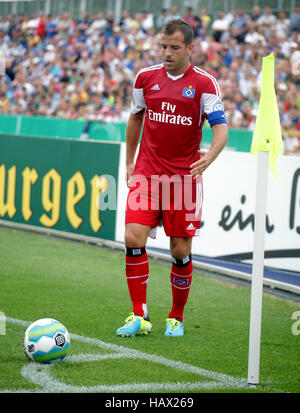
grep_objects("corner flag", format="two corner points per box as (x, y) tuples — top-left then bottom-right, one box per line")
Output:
(250, 53), (283, 178)
(247, 53), (283, 386)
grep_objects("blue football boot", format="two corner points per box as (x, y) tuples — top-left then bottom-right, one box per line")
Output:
(116, 313), (152, 337)
(164, 318), (184, 337)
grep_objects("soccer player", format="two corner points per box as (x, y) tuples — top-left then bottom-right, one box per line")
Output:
(116, 19), (228, 337)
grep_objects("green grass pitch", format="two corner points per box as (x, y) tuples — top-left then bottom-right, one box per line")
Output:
(0, 226), (299, 393)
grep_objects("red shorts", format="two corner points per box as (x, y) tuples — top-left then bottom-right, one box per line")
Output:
(125, 174), (203, 237)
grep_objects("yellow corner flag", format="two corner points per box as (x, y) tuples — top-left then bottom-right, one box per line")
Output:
(250, 53), (283, 178)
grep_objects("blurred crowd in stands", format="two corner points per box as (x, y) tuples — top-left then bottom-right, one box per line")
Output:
(0, 4), (299, 153)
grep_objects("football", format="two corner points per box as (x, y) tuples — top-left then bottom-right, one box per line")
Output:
(23, 318), (70, 363)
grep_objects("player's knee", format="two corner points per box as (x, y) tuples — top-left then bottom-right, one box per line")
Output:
(171, 245), (187, 259)
(170, 238), (191, 259)
(125, 225), (146, 247)
(125, 229), (137, 247)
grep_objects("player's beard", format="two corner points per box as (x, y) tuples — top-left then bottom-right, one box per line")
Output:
(163, 51), (189, 76)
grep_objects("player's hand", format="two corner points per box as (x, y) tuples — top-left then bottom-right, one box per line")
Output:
(190, 150), (212, 177)
(126, 163), (135, 187)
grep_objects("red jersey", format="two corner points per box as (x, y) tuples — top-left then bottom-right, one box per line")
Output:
(131, 63), (226, 177)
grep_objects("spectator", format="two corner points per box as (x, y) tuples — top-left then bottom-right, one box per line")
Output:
(77, 50), (92, 73)
(224, 9), (237, 27)
(244, 20), (266, 46)
(44, 14), (58, 40)
(211, 10), (229, 42)
(0, 16), (10, 33)
(289, 4), (300, 34)
(140, 11), (154, 34)
(232, 91), (244, 112)
(257, 6), (277, 39)
(291, 41), (300, 63)
(182, 7), (197, 31)
(86, 12), (107, 36)
(239, 67), (256, 97)
(44, 43), (56, 63)
(102, 11), (114, 39)
(199, 7), (211, 29)
(156, 9), (169, 31)
(229, 24), (246, 44)
(164, 5), (181, 23)
(224, 98), (243, 128)
(36, 15), (46, 38)
(219, 44), (233, 67)
(119, 10), (131, 31)
(283, 119), (300, 154)
(276, 10), (290, 38)
(251, 5), (262, 22)
(239, 100), (255, 129)
(76, 10), (91, 38)
(234, 8), (250, 34)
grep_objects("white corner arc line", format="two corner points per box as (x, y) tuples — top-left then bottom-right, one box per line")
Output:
(3, 317), (248, 393)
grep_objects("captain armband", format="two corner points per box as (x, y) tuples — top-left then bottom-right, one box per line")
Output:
(207, 110), (227, 127)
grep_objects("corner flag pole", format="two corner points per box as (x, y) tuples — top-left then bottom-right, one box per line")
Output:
(247, 150), (268, 386)
(247, 53), (283, 386)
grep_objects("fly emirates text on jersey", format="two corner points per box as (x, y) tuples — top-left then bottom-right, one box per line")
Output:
(148, 102), (193, 126)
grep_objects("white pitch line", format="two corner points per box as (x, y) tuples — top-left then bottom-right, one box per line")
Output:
(2, 316), (248, 393)
(19, 362), (238, 393)
(71, 331), (245, 386)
